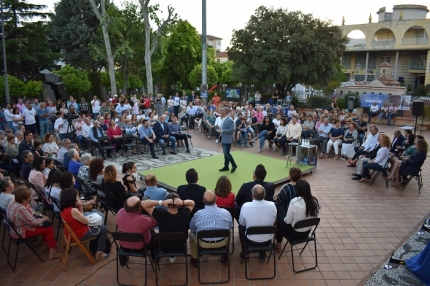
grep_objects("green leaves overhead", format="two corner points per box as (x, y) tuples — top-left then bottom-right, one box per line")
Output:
(54, 65), (91, 96)
(189, 64), (218, 89)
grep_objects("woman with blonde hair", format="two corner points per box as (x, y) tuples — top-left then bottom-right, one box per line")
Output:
(395, 138), (428, 187)
(360, 134), (391, 183)
(214, 176), (234, 209)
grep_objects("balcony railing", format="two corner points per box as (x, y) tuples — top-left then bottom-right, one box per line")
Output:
(371, 39), (396, 47)
(401, 38), (429, 45)
(409, 62), (426, 70)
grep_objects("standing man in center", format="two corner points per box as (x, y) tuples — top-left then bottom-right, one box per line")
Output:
(218, 107), (237, 173)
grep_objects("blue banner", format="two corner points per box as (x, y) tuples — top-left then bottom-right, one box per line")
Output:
(225, 88), (241, 98)
(360, 93), (388, 108)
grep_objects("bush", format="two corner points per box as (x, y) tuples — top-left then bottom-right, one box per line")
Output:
(307, 96), (331, 109)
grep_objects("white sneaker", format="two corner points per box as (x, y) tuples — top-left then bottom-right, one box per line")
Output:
(215, 139), (219, 144)
(169, 256), (176, 263)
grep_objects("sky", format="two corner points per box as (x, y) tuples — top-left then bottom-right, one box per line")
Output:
(34, 0), (429, 50)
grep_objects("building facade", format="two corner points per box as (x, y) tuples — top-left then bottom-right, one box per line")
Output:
(340, 4), (430, 90)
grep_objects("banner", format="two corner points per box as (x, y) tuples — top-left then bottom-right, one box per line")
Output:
(398, 95), (412, 111)
(360, 93), (387, 108)
(225, 88), (241, 98)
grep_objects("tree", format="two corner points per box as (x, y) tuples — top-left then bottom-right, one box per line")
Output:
(0, 75), (25, 98)
(227, 6), (348, 94)
(54, 65), (91, 96)
(139, 0), (177, 95)
(24, 80), (44, 97)
(88, 0), (117, 96)
(162, 20), (201, 88)
(314, 63), (348, 95)
(51, 0), (105, 71)
(189, 64), (218, 89)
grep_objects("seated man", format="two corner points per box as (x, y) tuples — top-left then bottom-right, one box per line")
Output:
(348, 125), (378, 166)
(186, 103), (197, 129)
(235, 164), (275, 220)
(355, 114), (367, 146)
(138, 119), (159, 159)
(390, 129), (405, 156)
(168, 115), (191, 153)
(387, 103), (397, 126)
(310, 117), (331, 159)
(177, 168), (206, 210)
(142, 193), (195, 263)
(21, 150), (34, 180)
(153, 115), (177, 155)
(89, 120), (113, 159)
(239, 184), (276, 262)
(286, 117), (302, 155)
(189, 190), (233, 267)
(143, 174), (168, 201)
(116, 196), (158, 265)
(352, 134), (382, 180)
(368, 102), (379, 123)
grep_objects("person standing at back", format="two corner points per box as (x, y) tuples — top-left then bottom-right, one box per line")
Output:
(217, 107), (237, 173)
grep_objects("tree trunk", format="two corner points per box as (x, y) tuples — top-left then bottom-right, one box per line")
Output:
(122, 53), (129, 95)
(102, 25), (117, 97)
(143, 6), (153, 96)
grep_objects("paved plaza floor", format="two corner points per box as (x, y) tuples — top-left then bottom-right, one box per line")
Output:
(0, 123), (429, 285)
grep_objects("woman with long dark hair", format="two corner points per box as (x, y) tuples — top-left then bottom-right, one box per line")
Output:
(252, 116), (275, 153)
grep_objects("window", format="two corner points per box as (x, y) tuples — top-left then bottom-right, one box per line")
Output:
(342, 54), (351, 69)
(354, 74), (365, 81)
(367, 75), (376, 81)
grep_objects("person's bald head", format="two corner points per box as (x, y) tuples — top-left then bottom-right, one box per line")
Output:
(203, 190), (216, 206)
(124, 196), (141, 213)
(145, 174), (157, 186)
(251, 184), (266, 201)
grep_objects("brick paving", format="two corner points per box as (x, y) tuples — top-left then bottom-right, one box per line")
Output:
(0, 123), (429, 285)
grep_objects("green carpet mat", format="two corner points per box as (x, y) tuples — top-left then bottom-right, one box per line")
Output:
(138, 151), (315, 193)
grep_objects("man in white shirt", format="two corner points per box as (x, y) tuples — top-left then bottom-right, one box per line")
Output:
(81, 117), (92, 142)
(286, 117), (302, 155)
(115, 99), (128, 115)
(272, 114), (281, 130)
(54, 111), (70, 141)
(4, 104), (13, 131)
(239, 184), (276, 262)
(22, 103), (37, 135)
(91, 96), (101, 119)
(214, 115), (223, 143)
(368, 102), (379, 123)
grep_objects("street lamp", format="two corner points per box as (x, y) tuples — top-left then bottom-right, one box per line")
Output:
(1, 0), (9, 104)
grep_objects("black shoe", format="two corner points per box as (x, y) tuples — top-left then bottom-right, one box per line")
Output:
(250, 142), (254, 147)
(162, 152), (166, 155)
(219, 167), (229, 171)
(352, 176), (362, 180)
(107, 154), (113, 158)
(221, 254), (228, 264)
(239, 251), (249, 262)
(259, 253), (267, 263)
(152, 156), (159, 159)
(119, 256), (129, 267)
(170, 151), (177, 155)
(351, 173), (358, 176)
(187, 134), (192, 138)
(186, 149), (190, 153)
(190, 257), (199, 268)
(231, 166), (237, 173)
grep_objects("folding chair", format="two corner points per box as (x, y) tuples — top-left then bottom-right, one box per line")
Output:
(219, 206), (235, 255)
(53, 159), (66, 172)
(0, 206), (8, 254)
(59, 219), (97, 270)
(181, 127), (193, 148)
(121, 134), (139, 159)
(197, 229), (230, 284)
(97, 189), (120, 226)
(278, 218), (320, 273)
(96, 136), (116, 160)
(401, 169), (423, 193)
(45, 194), (62, 240)
(242, 226), (277, 280)
(153, 232), (188, 286)
(74, 175), (97, 199)
(369, 161), (390, 186)
(111, 231), (154, 286)
(0, 207), (45, 271)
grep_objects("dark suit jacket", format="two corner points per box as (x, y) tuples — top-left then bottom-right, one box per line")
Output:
(235, 180), (275, 207)
(400, 151), (426, 176)
(390, 135), (405, 153)
(153, 121), (171, 139)
(177, 183), (206, 210)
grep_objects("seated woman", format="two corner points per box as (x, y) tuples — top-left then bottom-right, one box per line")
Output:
(42, 133), (59, 159)
(395, 138), (428, 187)
(7, 185), (60, 259)
(326, 120), (343, 159)
(107, 119), (123, 156)
(235, 115), (251, 147)
(60, 187), (109, 259)
(34, 141), (46, 158)
(252, 116), (275, 153)
(360, 134), (391, 183)
(102, 165), (129, 210)
(29, 156), (46, 192)
(274, 167), (302, 248)
(89, 158), (104, 197)
(205, 110), (216, 139)
(386, 134), (416, 185)
(214, 176), (234, 209)
(122, 162), (140, 197)
(45, 169), (63, 212)
(273, 117), (288, 155)
(43, 158), (54, 180)
(341, 122), (358, 159)
(278, 180), (320, 243)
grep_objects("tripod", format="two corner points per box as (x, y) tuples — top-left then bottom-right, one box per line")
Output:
(65, 119), (77, 143)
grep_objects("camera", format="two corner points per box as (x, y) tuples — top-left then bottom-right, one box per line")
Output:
(65, 113), (79, 121)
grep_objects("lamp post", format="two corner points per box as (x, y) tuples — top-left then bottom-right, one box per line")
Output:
(1, 0), (9, 104)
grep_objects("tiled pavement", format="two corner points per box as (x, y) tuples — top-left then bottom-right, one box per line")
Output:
(0, 123), (429, 285)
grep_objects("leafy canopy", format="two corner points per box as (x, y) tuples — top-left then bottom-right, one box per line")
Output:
(54, 65), (91, 95)
(227, 6), (348, 92)
(189, 64), (218, 88)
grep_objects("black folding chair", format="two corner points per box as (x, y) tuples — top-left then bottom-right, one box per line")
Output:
(121, 134), (139, 159)
(96, 136), (116, 160)
(219, 206), (235, 255)
(369, 161), (390, 186)
(278, 218), (320, 273)
(181, 127), (193, 148)
(401, 169), (423, 193)
(45, 193), (63, 240)
(197, 229), (230, 284)
(53, 159), (66, 172)
(0, 207), (45, 271)
(97, 188), (120, 226)
(153, 232), (188, 286)
(242, 226), (277, 280)
(111, 232), (154, 286)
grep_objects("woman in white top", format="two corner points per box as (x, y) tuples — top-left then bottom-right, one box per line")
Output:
(167, 95), (174, 114)
(283, 179), (320, 240)
(11, 107), (23, 133)
(45, 169), (62, 212)
(42, 133), (59, 158)
(360, 133), (391, 183)
(273, 117), (288, 155)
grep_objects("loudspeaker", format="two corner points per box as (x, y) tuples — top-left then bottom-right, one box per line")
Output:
(412, 101), (424, 117)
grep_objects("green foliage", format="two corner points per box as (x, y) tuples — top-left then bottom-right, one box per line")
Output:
(189, 64), (218, 89)
(100, 72), (110, 92)
(227, 6), (348, 93)
(307, 96), (331, 109)
(24, 80), (44, 97)
(414, 85), (428, 96)
(162, 20), (202, 89)
(88, 72), (102, 98)
(336, 98), (346, 110)
(54, 65), (91, 96)
(0, 75), (26, 98)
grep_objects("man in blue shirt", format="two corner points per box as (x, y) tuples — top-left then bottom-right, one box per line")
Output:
(310, 117), (332, 159)
(138, 119), (159, 159)
(37, 102), (50, 140)
(189, 190), (233, 267)
(143, 174), (167, 201)
(168, 116), (191, 153)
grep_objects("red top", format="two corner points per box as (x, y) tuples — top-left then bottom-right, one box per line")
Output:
(61, 207), (88, 239)
(216, 192), (235, 209)
(107, 126), (122, 139)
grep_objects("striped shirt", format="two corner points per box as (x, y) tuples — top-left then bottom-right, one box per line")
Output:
(6, 201), (43, 238)
(190, 205), (233, 241)
(275, 183), (296, 211)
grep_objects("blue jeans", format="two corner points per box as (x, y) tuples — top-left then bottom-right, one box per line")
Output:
(222, 143), (236, 168)
(257, 130), (269, 149)
(77, 135), (85, 148)
(387, 113), (395, 126)
(92, 113), (99, 119)
(58, 133), (71, 142)
(6, 121), (13, 131)
(358, 133), (365, 146)
(39, 120), (49, 140)
(362, 162), (383, 179)
(156, 136), (176, 153)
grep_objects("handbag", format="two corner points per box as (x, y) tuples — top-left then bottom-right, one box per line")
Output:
(87, 213), (103, 226)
